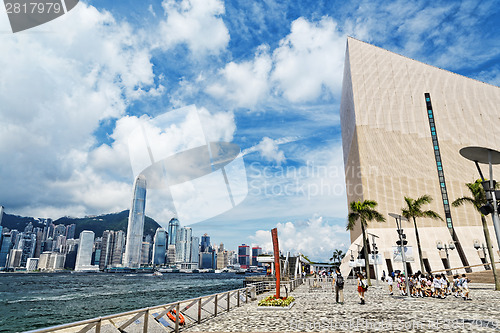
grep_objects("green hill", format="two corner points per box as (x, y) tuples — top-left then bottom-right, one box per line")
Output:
(1, 210), (162, 239)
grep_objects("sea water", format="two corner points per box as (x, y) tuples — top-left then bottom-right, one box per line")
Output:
(0, 272), (246, 332)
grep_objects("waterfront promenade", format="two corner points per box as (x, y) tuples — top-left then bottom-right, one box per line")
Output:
(185, 280), (500, 332)
(25, 278), (500, 332)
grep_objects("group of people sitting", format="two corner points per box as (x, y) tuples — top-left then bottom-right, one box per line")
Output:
(385, 271), (472, 300)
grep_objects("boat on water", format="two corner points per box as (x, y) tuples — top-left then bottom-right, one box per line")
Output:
(153, 271), (163, 277)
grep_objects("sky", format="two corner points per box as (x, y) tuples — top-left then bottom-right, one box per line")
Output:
(1, 0), (499, 261)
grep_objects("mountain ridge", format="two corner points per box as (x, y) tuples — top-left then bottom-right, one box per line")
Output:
(0, 210), (162, 239)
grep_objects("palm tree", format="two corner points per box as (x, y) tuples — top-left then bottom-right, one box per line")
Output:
(452, 179), (499, 291)
(401, 195), (443, 273)
(347, 200), (386, 285)
(329, 249), (345, 267)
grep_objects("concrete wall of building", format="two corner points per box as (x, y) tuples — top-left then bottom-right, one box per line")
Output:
(340, 37), (500, 275)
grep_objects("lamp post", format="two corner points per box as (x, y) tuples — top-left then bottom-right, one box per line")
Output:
(389, 213), (411, 299)
(349, 249), (355, 281)
(367, 232), (380, 287)
(437, 241), (455, 274)
(474, 242), (491, 270)
(459, 147), (500, 252)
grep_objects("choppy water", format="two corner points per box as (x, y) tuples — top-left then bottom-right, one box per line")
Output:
(0, 272), (247, 332)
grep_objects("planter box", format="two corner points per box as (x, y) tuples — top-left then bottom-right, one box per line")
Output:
(257, 301), (295, 311)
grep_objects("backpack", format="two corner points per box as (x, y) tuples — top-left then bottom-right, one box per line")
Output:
(336, 275), (344, 288)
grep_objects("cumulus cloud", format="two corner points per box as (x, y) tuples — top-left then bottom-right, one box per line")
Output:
(0, 3), (158, 217)
(206, 16), (346, 107)
(250, 216), (348, 262)
(158, 0), (230, 55)
(243, 136), (292, 165)
(207, 45), (272, 108)
(271, 17), (346, 102)
(90, 106), (238, 223)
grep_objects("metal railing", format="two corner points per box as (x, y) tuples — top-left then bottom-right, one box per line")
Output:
(25, 278), (305, 333)
(307, 276), (334, 292)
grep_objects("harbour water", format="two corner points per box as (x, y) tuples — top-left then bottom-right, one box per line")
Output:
(0, 272), (247, 333)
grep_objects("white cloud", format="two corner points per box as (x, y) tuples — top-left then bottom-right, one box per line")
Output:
(0, 3), (159, 217)
(158, 0), (229, 55)
(90, 106), (238, 223)
(207, 45), (272, 108)
(250, 216), (348, 262)
(245, 137), (288, 165)
(205, 16), (346, 107)
(272, 17), (346, 102)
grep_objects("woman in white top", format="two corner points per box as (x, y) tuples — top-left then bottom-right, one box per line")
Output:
(357, 272), (367, 304)
(386, 273), (393, 295)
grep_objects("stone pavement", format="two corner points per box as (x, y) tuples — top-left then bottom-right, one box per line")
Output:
(184, 280), (500, 332)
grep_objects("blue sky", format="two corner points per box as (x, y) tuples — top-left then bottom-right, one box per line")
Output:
(1, 0), (499, 260)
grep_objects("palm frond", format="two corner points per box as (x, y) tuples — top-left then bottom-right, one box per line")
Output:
(452, 196), (475, 208)
(423, 210), (443, 221)
(346, 212), (358, 231)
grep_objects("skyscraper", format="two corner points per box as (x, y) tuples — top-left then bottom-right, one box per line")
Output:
(252, 246), (262, 267)
(168, 218), (180, 246)
(191, 236), (200, 268)
(339, 37), (500, 276)
(75, 231), (95, 271)
(99, 230), (125, 270)
(65, 224), (76, 240)
(175, 227), (192, 263)
(0, 234), (13, 267)
(152, 228), (167, 265)
(238, 244), (250, 268)
(200, 233), (211, 252)
(123, 175), (147, 268)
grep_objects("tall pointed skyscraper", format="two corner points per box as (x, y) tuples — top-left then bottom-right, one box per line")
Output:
(123, 175), (147, 268)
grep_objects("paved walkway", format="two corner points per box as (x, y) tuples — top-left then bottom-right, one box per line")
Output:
(184, 280), (500, 332)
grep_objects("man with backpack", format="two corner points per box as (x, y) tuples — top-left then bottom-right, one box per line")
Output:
(334, 268), (344, 304)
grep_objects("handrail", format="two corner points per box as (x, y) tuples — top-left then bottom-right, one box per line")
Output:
(25, 277), (306, 333)
(429, 261), (500, 274)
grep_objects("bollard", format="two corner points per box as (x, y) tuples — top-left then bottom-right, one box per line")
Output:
(143, 309), (149, 332)
(198, 298), (202, 323)
(214, 294), (218, 316)
(250, 286), (257, 301)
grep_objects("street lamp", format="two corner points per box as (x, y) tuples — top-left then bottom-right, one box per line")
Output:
(473, 241), (491, 270)
(459, 146), (500, 252)
(389, 213), (412, 299)
(437, 241), (455, 274)
(367, 232), (380, 287)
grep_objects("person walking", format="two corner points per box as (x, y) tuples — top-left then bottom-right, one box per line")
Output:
(357, 272), (367, 304)
(335, 268), (344, 304)
(386, 271), (394, 295)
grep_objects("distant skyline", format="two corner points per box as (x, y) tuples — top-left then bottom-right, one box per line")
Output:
(1, 0), (500, 261)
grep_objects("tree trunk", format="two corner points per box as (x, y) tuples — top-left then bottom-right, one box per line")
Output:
(481, 215), (500, 291)
(361, 220), (371, 286)
(413, 217), (425, 273)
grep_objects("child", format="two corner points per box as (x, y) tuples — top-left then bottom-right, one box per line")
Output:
(432, 274), (441, 298)
(386, 272), (394, 295)
(439, 274), (447, 298)
(453, 275), (460, 297)
(461, 274), (471, 300)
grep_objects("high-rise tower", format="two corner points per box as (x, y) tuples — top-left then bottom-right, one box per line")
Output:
(152, 228), (167, 265)
(123, 175), (147, 268)
(75, 231), (95, 271)
(168, 218), (180, 246)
